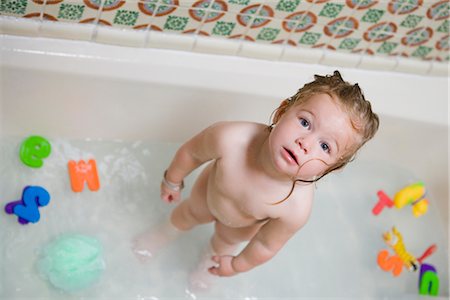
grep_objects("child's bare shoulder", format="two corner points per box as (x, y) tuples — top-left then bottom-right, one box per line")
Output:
(278, 185), (314, 229)
(207, 121), (267, 143)
(208, 121), (266, 133)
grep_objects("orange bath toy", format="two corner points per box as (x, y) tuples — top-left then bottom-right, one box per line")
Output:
(68, 159), (100, 192)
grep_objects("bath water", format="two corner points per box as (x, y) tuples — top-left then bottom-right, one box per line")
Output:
(0, 136), (447, 299)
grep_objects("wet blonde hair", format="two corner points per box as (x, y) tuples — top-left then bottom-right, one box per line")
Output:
(270, 70), (379, 203)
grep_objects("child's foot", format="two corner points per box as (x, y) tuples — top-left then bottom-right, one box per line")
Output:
(132, 219), (181, 262)
(188, 243), (219, 291)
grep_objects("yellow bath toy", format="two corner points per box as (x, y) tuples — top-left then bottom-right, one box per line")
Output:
(383, 227), (418, 272)
(393, 182), (428, 217)
(412, 198), (429, 217)
(393, 182), (425, 208)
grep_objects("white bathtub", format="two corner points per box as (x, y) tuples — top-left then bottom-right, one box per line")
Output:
(1, 34), (448, 299)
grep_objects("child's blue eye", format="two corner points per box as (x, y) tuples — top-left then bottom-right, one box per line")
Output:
(321, 142), (330, 153)
(299, 118), (309, 128)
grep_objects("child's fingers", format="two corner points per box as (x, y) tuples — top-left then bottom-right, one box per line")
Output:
(160, 189), (180, 203)
(208, 266), (218, 276)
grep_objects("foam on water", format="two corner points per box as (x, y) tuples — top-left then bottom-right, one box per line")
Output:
(0, 136), (448, 299)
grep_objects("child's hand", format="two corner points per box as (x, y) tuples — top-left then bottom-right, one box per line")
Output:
(161, 170), (184, 203)
(208, 255), (238, 277)
(160, 183), (181, 203)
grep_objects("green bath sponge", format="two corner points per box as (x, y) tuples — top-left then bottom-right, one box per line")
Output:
(38, 234), (105, 292)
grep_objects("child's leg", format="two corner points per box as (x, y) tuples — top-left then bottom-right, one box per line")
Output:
(189, 221), (264, 290)
(189, 241), (218, 291)
(211, 221), (264, 255)
(132, 166), (215, 261)
(132, 218), (181, 260)
(169, 165), (216, 231)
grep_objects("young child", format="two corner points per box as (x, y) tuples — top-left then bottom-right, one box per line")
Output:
(133, 70), (379, 286)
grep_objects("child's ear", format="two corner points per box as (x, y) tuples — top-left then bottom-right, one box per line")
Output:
(273, 99), (290, 125)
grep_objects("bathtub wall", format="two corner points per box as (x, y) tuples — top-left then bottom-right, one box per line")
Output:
(1, 0), (449, 76)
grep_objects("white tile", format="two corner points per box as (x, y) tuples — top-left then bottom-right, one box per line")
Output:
(193, 34), (239, 55)
(40, 20), (94, 41)
(239, 40), (283, 60)
(320, 49), (360, 68)
(146, 30), (195, 51)
(0, 16), (40, 36)
(394, 56), (431, 75)
(428, 61), (449, 77)
(95, 25), (147, 47)
(281, 45), (323, 64)
(358, 54), (397, 71)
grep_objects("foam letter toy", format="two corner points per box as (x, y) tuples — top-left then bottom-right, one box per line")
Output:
(377, 249), (403, 277)
(4, 186), (51, 225)
(393, 182), (426, 209)
(412, 199), (429, 217)
(20, 136), (51, 168)
(372, 190), (394, 215)
(419, 264), (439, 296)
(68, 160), (100, 192)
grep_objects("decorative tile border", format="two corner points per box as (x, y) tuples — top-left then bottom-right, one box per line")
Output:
(1, 0), (449, 62)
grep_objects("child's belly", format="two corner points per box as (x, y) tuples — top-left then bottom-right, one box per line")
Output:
(206, 193), (259, 228)
(205, 160), (269, 228)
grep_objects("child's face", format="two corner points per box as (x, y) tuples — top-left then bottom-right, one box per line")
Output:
(269, 93), (356, 181)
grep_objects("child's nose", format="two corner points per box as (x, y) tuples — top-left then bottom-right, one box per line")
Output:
(297, 138), (309, 154)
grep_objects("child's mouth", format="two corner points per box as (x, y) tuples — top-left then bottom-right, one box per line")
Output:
(283, 147), (298, 165)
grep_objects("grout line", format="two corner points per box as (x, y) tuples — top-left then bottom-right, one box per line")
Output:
(347, 2), (367, 68)
(142, 1), (161, 48)
(37, 0), (48, 34)
(426, 60), (434, 75)
(382, 0), (418, 71)
(388, 0), (411, 72)
(235, 0), (267, 57)
(189, 0), (216, 52)
(278, 1), (315, 62)
(90, 0), (106, 42)
(318, 0), (364, 55)
(355, 51), (364, 69)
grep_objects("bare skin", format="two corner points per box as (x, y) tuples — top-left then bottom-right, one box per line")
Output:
(156, 94), (356, 277)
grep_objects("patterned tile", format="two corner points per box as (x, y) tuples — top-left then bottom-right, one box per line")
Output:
(247, 18), (290, 44)
(1, 0), (42, 18)
(225, 0), (253, 13)
(198, 10), (243, 38)
(98, 1), (153, 29)
(41, 0), (100, 23)
(1, 0), (29, 16)
(146, 6), (203, 33)
(272, 0), (314, 20)
(5, 0), (450, 62)
(318, 2), (345, 19)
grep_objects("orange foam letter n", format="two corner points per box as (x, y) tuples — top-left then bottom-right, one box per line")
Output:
(68, 160), (100, 192)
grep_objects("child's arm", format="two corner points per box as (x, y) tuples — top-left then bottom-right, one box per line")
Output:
(209, 214), (309, 277)
(161, 122), (233, 203)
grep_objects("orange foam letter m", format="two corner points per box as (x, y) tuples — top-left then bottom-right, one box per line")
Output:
(68, 160), (100, 192)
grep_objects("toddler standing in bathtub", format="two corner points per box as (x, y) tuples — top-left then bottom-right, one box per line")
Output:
(133, 71), (379, 288)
